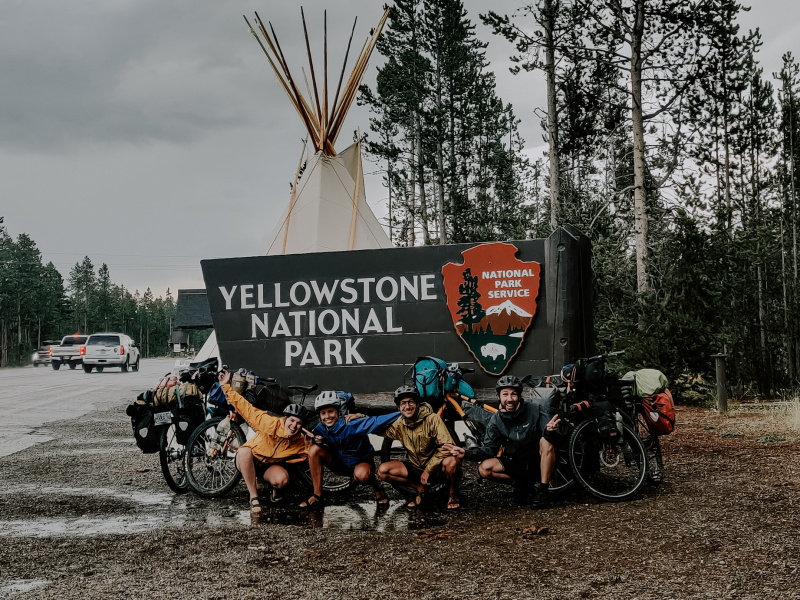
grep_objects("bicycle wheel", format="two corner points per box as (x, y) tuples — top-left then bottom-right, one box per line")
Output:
(568, 420), (648, 502)
(185, 417), (246, 498)
(159, 425), (190, 494)
(547, 447), (575, 496)
(292, 460), (355, 494)
(636, 411), (664, 485)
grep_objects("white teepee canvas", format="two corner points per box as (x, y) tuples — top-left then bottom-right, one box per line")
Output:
(262, 141), (391, 255)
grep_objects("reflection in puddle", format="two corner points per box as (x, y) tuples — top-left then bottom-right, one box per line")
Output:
(0, 579), (50, 597)
(249, 501), (448, 531)
(7, 485), (175, 506)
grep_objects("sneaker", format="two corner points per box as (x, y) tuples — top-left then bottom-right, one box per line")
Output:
(529, 482), (549, 510)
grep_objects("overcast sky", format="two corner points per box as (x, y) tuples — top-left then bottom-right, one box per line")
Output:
(2, 0), (797, 297)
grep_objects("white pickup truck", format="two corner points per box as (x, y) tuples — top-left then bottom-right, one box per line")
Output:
(49, 334), (89, 370)
(82, 333), (141, 373)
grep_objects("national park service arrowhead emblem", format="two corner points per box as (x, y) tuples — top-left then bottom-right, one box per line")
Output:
(441, 243), (541, 375)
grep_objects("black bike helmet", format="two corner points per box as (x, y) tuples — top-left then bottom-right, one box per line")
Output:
(283, 403), (309, 423)
(495, 375), (523, 394)
(393, 385), (420, 406)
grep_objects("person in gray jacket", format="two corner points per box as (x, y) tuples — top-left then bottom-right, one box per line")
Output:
(444, 375), (560, 509)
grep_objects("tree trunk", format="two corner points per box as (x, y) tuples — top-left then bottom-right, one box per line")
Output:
(409, 133), (417, 246)
(416, 116), (430, 245)
(435, 42), (447, 245)
(630, 0), (648, 293)
(544, 0), (561, 230)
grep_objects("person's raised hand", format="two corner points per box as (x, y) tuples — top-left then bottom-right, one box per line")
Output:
(546, 414), (561, 432)
(218, 370), (231, 386)
(343, 413), (360, 423)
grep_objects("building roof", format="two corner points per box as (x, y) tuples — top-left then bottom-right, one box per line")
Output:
(174, 289), (213, 329)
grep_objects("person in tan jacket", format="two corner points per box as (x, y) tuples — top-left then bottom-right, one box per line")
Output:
(377, 385), (463, 510)
(219, 371), (310, 513)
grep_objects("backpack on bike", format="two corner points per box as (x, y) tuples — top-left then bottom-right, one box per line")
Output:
(641, 389), (675, 435)
(125, 403), (164, 454)
(623, 369), (669, 397)
(335, 391), (357, 415)
(244, 381), (291, 415)
(413, 356), (448, 403)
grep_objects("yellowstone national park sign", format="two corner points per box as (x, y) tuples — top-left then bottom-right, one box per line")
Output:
(201, 226), (592, 393)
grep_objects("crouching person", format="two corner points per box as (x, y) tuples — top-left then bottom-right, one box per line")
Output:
(219, 370), (310, 514)
(444, 375), (560, 509)
(378, 386), (463, 510)
(300, 391), (399, 509)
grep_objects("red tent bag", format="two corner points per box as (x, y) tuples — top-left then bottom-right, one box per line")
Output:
(641, 389), (675, 435)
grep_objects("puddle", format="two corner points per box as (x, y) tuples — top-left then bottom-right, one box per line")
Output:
(0, 579), (50, 598)
(0, 485), (448, 537)
(248, 501), (448, 531)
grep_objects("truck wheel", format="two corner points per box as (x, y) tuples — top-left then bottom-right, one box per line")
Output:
(51, 362), (61, 371)
(120, 360), (128, 372)
(83, 365), (93, 373)
(96, 366), (104, 373)
(131, 358), (139, 372)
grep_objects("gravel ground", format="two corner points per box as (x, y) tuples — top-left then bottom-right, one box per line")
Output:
(1, 403), (799, 599)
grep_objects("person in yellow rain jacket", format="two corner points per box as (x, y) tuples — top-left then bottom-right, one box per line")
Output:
(377, 385), (463, 510)
(219, 371), (310, 513)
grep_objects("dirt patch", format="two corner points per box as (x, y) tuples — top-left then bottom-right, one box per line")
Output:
(1, 405), (799, 599)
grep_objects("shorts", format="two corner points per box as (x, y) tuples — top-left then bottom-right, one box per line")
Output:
(497, 455), (539, 485)
(235, 451), (298, 478)
(326, 456), (357, 478)
(400, 460), (443, 483)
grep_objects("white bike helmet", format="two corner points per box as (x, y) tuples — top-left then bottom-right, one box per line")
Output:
(314, 391), (341, 413)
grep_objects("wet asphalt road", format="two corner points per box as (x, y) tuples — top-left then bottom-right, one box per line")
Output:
(0, 359), (175, 458)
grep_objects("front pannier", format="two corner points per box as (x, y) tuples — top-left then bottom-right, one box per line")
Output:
(125, 403), (164, 454)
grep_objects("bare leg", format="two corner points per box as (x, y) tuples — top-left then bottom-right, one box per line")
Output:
(442, 456), (462, 509)
(478, 458), (514, 484)
(235, 448), (260, 513)
(264, 464), (290, 489)
(301, 445), (332, 507)
(540, 437), (556, 485)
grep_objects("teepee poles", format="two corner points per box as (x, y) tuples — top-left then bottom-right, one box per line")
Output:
(244, 7), (390, 157)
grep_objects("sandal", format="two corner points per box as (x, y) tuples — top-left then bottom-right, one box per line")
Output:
(269, 487), (283, 503)
(447, 493), (461, 510)
(407, 488), (426, 509)
(375, 487), (389, 507)
(299, 493), (324, 509)
(249, 497), (263, 514)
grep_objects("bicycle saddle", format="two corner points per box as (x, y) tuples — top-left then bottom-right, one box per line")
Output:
(287, 384), (318, 394)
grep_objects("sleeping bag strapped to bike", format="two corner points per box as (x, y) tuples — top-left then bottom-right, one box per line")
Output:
(641, 389), (675, 435)
(413, 356), (448, 403)
(125, 403), (164, 454)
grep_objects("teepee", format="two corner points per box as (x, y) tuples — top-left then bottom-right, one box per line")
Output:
(195, 9), (392, 364)
(245, 8), (393, 254)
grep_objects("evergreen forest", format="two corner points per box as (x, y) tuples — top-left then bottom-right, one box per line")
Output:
(359, 0), (800, 402)
(0, 220), (177, 366)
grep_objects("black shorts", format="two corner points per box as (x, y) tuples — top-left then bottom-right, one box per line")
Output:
(326, 456), (357, 478)
(400, 460), (442, 483)
(498, 455), (539, 484)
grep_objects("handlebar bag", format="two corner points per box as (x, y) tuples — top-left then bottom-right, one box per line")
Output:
(641, 389), (675, 435)
(125, 403), (163, 454)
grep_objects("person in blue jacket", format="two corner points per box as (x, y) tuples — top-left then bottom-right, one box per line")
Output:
(300, 391), (399, 509)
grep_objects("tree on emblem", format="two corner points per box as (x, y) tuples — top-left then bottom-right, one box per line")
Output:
(457, 268), (485, 332)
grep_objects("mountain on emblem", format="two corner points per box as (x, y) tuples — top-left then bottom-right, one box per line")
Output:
(442, 243), (541, 375)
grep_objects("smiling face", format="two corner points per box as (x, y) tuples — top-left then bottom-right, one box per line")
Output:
(319, 406), (339, 427)
(397, 396), (419, 419)
(284, 415), (302, 436)
(498, 388), (520, 413)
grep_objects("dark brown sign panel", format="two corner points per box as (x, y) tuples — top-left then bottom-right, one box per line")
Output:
(200, 226), (592, 393)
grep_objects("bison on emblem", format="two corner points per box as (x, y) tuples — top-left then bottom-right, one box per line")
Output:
(481, 343), (507, 361)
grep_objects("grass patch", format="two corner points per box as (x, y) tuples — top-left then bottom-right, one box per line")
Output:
(720, 431), (742, 439)
(757, 435), (786, 443)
